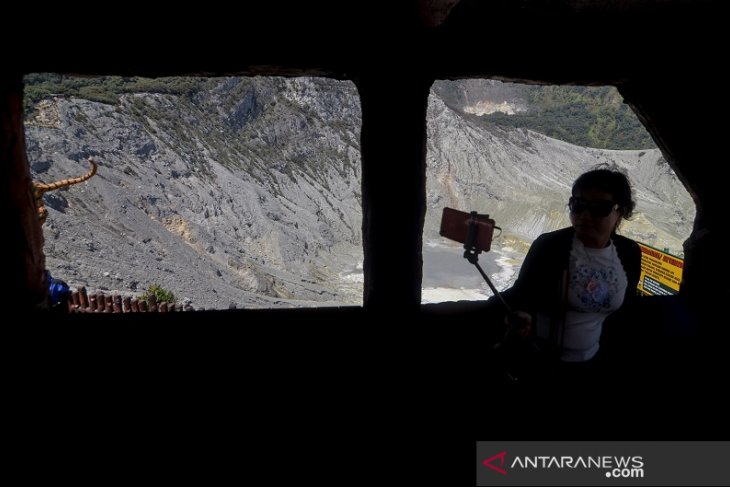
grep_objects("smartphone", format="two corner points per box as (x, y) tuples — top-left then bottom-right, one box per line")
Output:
(439, 207), (495, 252)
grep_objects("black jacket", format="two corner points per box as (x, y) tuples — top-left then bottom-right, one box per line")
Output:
(487, 227), (642, 328)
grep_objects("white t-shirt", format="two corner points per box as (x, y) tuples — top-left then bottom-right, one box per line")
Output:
(561, 236), (628, 362)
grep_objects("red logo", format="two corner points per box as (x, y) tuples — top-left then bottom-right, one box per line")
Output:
(482, 451), (508, 475)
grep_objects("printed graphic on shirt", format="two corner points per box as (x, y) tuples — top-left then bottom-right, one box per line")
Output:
(570, 264), (620, 312)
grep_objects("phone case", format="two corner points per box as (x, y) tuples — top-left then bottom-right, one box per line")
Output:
(439, 207), (495, 252)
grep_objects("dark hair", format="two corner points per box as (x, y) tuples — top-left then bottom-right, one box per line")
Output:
(572, 167), (635, 219)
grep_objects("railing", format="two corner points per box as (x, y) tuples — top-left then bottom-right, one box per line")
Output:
(67, 286), (194, 313)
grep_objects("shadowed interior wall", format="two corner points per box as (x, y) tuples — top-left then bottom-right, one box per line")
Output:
(1, 74), (47, 307)
(3, 1), (727, 470)
(6, 1), (725, 311)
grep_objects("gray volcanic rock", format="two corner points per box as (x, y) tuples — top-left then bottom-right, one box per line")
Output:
(27, 78), (363, 309)
(425, 94), (693, 254)
(25, 77), (694, 307)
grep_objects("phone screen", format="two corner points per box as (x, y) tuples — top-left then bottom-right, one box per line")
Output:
(439, 207), (495, 252)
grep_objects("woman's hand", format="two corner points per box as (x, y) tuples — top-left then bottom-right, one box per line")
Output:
(505, 311), (532, 338)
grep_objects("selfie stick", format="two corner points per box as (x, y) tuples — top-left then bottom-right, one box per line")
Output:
(463, 212), (512, 314)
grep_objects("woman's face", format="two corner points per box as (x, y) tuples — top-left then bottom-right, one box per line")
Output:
(569, 188), (622, 248)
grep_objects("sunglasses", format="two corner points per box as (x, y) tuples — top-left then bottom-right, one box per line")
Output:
(568, 196), (619, 217)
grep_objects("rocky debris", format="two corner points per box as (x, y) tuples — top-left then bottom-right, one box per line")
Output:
(26, 77), (693, 308)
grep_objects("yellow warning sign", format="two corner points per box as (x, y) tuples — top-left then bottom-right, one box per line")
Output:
(636, 243), (683, 296)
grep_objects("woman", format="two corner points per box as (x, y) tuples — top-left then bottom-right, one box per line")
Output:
(490, 167), (642, 376)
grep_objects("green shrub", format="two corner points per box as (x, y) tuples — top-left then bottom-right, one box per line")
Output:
(23, 73), (210, 119)
(476, 85), (655, 150)
(140, 283), (176, 304)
